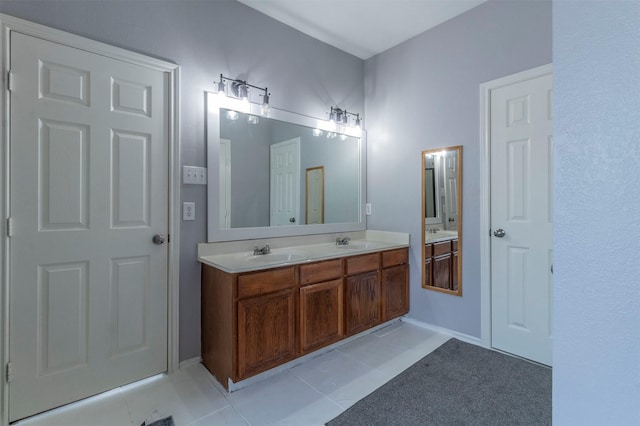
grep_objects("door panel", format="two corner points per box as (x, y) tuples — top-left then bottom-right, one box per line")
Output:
(270, 138), (300, 226)
(490, 72), (553, 366)
(9, 32), (169, 421)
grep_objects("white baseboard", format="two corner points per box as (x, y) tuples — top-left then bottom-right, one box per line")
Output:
(400, 316), (486, 348)
(179, 356), (202, 370)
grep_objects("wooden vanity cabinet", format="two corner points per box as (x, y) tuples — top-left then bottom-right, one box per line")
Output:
(424, 239), (458, 291)
(237, 267), (297, 379)
(299, 259), (344, 354)
(201, 247), (410, 390)
(345, 253), (381, 336)
(381, 248), (410, 321)
(237, 288), (296, 378)
(201, 266), (297, 385)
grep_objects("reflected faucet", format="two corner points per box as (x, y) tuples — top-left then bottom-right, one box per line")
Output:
(336, 237), (350, 246)
(427, 228), (438, 234)
(253, 244), (271, 255)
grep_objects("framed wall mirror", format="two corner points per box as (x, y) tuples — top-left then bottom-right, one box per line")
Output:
(206, 92), (366, 242)
(422, 146), (462, 296)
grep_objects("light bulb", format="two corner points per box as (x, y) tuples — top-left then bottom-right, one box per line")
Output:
(262, 89), (270, 115)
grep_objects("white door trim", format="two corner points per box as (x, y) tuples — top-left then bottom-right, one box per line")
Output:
(0, 14), (181, 426)
(478, 64), (553, 350)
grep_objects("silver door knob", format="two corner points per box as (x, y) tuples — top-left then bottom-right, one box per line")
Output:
(152, 234), (166, 245)
(493, 229), (506, 238)
(289, 217), (296, 223)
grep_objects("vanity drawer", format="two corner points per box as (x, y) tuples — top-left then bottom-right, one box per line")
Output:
(299, 259), (343, 286)
(451, 239), (458, 252)
(433, 241), (452, 257)
(237, 267), (296, 299)
(424, 244), (433, 257)
(382, 248), (408, 268)
(346, 253), (380, 275)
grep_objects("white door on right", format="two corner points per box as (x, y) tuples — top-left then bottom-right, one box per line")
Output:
(490, 71), (553, 366)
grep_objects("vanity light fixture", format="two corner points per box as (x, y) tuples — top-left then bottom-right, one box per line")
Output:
(262, 88), (270, 114)
(233, 80), (249, 102)
(328, 106), (363, 133)
(216, 74), (226, 96)
(215, 74), (272, 115)
(312, 128), (324, 137)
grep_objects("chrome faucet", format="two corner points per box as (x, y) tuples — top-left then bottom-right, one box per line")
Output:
(427, 227), (439, 234)
(336, 237), (350, 246)
(253, 244), (271, 255)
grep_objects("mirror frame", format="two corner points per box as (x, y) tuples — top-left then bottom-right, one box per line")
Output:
(206, 92), (366, 242)
(421, 146), (463, 296)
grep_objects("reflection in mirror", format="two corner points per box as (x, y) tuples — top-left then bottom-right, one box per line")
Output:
(422, 146), (462, 296)
(306, 166), (325, 224)
(207, 92), (366, 242)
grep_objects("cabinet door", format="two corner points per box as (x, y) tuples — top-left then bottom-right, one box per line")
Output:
(237, 290), (296, 379)
(345, 271), (381, 335)
(452, 251), (459, 292)
(424, 257), (433, 288)
(299, 279), (344, 353)
(382, 264), (409, 321)
(433, 253), (452, 290)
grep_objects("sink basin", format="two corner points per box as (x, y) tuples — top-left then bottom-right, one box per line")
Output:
(336, 242), (384, 250)
(248, 252), (307, 263)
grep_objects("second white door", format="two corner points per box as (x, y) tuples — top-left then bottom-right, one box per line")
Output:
(490, 70), (553, 366)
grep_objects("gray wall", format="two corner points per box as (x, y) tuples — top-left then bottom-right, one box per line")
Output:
(0, 0), (364, 361)
(364, 0), (552, 336)
(553, 2), (640, 424)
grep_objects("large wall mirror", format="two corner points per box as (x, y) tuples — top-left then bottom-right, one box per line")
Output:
(206, 92), (366, 241)
(422, 146), (462, 296)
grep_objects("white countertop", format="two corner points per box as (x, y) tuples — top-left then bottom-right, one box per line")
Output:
(198, 231), (410, 273)
(424, 230), (458, 244)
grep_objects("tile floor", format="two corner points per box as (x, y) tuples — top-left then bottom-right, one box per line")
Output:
(15, 321), (451, 426)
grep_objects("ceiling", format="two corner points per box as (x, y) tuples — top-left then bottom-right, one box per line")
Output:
(237, 0), (488, 60)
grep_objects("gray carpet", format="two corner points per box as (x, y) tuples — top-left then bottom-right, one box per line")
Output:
(326, 339), (551, 426)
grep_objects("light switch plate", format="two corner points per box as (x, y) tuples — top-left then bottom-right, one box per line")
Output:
(183, 166), (207, 185)
(183, 202), (195, 221)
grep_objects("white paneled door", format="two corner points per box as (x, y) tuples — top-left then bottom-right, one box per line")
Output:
(490, 72), (553, 366)
(9, 32), (169, 421)
(270, 138), (300, 226)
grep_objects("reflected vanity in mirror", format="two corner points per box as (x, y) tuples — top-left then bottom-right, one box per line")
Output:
(422, 146), (462, 295)
(206, 92), (366, 242)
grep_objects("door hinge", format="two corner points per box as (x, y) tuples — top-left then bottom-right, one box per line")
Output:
(7, 71), (14, 92)
(6, 362), (13, 383)
(167, 234), (170, 243)
(6, 217), (13, 237)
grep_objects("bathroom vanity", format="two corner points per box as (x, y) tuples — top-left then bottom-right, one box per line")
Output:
(198, 234), (409, 390)
(424, 233), (459, 291)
